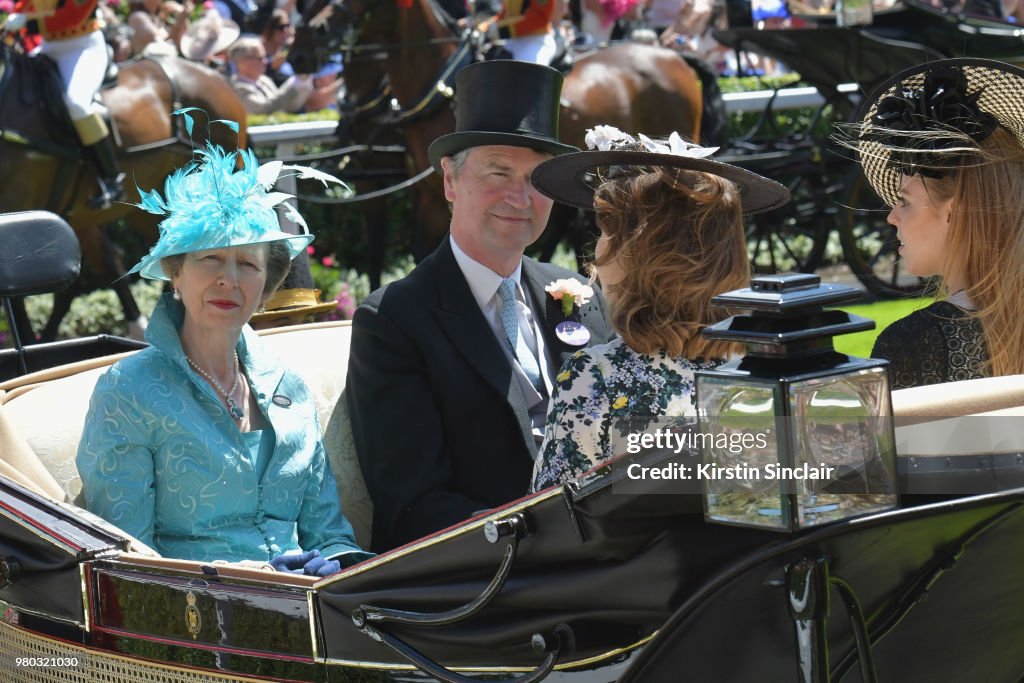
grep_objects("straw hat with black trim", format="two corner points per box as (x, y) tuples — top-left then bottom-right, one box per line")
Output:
(181, 11), (241, 63)
(249, 288), (338, 328)
(427, 60), (579, 174)
(857, 58), (1024, 207)
(530, 126), (790, 214)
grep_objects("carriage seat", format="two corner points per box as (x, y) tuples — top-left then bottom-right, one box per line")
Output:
(0, 320), (373, 548)
(2, 331), (1024, 552)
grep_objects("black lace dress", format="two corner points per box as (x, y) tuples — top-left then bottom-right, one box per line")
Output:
(871, 301), (988, 390)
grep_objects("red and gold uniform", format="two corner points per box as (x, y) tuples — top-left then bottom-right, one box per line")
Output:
(496, 0), (556, 38)
(13, 0), (100, 41)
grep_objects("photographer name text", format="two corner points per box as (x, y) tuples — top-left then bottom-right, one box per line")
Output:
(627, 462), (836, 481)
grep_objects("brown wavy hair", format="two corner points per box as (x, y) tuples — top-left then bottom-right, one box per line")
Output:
(921, 127), (1024, 376)
(591, 166), (749, 359)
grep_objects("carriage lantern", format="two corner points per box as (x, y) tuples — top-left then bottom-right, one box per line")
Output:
(694, 273), (898, 532)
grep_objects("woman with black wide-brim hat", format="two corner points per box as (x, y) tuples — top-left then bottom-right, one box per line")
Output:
(527, 126), (789, 491)
(849, 58), (1024, 389)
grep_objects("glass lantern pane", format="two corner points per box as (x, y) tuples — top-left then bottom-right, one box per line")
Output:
(787, 367), (898, 528)
(697, 376), (786, 530)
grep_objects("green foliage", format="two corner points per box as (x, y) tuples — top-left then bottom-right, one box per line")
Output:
(718, 74), (803, 94)
(719, 73), (835, 142)
(247, 110), (341, 127)
(308, 250), (416, 319)
(22, 279), (165, 340)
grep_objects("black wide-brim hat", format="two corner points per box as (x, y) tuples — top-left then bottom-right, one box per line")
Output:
(531, 149), (790, 215)
(427, 60), (579, 174)
(858, 58), (1024, 207)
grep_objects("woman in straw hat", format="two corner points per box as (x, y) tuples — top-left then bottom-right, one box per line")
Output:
(179, 6), (240, 68)
(527, 126), (789, 491)
(850, 58), (1024, 389)
(76, 138), (371, 575)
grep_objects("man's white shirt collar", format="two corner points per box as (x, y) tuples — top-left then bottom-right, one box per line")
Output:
(450, 235), (524, 307)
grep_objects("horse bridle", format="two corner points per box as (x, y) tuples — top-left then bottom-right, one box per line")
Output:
(310, 0), (468, 62)
(304, 0), (474, 127)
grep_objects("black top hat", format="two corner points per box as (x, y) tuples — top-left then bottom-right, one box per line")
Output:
(427, 60), (579, 174)
(531, 132), (790, 215)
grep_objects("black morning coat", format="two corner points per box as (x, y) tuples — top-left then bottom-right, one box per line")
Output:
(346, 238), (614, 552)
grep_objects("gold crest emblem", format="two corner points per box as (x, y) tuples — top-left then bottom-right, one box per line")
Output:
(185, 591), (201, 640)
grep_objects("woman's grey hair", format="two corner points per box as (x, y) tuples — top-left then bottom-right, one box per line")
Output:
(159, 241), (293, 299)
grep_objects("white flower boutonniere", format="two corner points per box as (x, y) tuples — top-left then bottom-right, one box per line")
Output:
(546, 279), (594, 347)
(546, 278), (594, 316)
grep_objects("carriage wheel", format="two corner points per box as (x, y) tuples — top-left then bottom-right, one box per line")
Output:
(745, 170), (830, 275)
(837, 170), (930, 299)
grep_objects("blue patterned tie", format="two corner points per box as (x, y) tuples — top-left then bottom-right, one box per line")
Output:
(498, 278), (543, 393)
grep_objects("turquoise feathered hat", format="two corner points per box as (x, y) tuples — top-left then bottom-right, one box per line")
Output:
(129, 140), (345, 281)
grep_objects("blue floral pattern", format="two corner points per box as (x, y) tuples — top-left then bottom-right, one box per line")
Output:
(531, 337), (722, 491)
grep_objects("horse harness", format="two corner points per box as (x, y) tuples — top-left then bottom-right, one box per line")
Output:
(0, 47), (199, 159)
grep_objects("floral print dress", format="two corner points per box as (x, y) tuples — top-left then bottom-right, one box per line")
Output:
(531, 337), (722, 491)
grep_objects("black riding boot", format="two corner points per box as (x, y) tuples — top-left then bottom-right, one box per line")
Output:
(85, 134), (125, 210)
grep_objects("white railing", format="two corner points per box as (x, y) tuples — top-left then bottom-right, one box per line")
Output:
(722, 82), (860, 114)
(248, 84), (858, 151)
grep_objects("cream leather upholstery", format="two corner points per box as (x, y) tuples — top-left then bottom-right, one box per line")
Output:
(0, 321), (373, 548)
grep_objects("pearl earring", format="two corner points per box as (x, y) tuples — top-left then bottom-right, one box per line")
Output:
(172, 289), (181, 301)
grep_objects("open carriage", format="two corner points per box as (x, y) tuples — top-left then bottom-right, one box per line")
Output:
(3, 272), (1024, 681)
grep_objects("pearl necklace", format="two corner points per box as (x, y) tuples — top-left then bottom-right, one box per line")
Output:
(187, 351), (245, 420)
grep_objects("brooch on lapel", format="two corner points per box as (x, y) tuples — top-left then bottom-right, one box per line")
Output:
(545, 278), (594, 347)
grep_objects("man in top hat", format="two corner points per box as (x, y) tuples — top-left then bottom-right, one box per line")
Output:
(347, 60), (614, 552)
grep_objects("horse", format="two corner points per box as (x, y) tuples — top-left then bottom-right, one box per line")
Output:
(291, 0), (707, 273)
(328, 53), (419, 291)
(0, 44), (247, 343)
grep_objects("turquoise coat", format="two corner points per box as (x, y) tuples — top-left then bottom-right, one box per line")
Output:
(77, 294), (370, 565)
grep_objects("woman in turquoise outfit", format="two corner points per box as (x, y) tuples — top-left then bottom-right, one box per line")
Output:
(76, 141), (372, 575)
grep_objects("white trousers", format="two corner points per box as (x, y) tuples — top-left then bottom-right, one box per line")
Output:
(504, 31), (558, 65)
(38, 30), (108, 121)
(581, 12), (614, 43)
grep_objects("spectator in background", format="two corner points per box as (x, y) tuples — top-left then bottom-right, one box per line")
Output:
(581, 0), (641, 44)
(100, 2), (134, 62)
(303, 55), (345, 112)
(127, 0), (193, 56)
(228, 35), (312, 114)
(180, 7), (240, 70)
(260, 8), (294, 86)
(211, 0), (256, 31)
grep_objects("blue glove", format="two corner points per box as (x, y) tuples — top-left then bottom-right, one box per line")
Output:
(301, 550), (342, 577)
(269, 549), (342, 577)
(269, 549), (318, 573)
